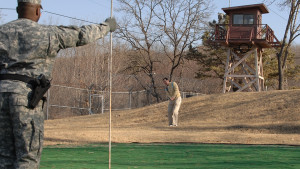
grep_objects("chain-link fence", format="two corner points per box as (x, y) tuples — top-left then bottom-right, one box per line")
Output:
(45, 85), (203, 119)
(46, 85), (151, 119)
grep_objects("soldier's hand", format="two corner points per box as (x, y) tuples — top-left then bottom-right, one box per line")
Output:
(105, 17), (117, 32)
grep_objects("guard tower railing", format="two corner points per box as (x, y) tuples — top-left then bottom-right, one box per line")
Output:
(214, 24), (281, 48)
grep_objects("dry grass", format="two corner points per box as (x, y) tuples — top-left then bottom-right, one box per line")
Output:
(44, 89), (300, 146)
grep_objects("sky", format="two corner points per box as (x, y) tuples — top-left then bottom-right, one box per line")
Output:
(0, 0), (292, 43)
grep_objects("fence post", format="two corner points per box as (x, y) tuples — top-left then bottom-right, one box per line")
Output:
(129, 91), (132, 109)
(102, 96), (104, 114)
(89, 93), (92, 115)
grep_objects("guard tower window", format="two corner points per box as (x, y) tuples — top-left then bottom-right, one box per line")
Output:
(233, 14), (254, 25)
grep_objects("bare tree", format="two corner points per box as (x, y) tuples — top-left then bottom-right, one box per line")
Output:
(155, 0), (212, 81)
(117, 0), (212, 102)
(52, 41), (111, 90)
(116, 0), (163, 102)
(267, 0), (300, 90)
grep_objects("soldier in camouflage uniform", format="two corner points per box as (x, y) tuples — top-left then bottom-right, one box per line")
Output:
(0, 0), (116, 168)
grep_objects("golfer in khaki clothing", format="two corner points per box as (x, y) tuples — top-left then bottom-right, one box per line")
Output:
(163, 78), (182, 126)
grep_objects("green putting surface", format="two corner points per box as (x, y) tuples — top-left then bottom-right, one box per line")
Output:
(40, 143), (300, 169)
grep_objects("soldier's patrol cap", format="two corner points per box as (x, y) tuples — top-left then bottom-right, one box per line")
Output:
(18, 0), (42, 8)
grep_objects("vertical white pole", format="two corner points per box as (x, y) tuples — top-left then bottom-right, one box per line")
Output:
(109, 0), (113, 168)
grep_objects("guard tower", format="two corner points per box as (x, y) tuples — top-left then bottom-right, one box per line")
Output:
(213, 3), (281, 93)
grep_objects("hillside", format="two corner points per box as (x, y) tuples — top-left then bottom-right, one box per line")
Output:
(44, 89), (300, 146)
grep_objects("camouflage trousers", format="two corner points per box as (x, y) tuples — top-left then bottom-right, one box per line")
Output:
(0, 92), (44, 169)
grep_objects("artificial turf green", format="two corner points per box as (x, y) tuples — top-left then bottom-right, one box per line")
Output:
(40, 144), (300, 169)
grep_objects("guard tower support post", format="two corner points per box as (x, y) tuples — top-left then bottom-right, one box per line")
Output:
(222, 47), (265, 93)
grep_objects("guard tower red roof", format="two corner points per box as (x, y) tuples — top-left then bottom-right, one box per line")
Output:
(222, 3), (269, 14)
(213, 3), (281, 48)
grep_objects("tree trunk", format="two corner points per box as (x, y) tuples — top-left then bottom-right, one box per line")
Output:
(277, 53), (284, 90)
(150, 74), (161, 103)
(276, 1), (296, 90)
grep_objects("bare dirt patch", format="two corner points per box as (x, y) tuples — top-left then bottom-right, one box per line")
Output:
(44, 89), (300, 146)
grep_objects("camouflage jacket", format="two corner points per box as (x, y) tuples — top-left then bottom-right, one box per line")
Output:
(0, 18), (110, 93)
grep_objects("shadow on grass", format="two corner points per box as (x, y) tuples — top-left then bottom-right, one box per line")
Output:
(155, 124), (300, 134)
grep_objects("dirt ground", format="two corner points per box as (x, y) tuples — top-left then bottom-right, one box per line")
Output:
(44, 89), (300, 146)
